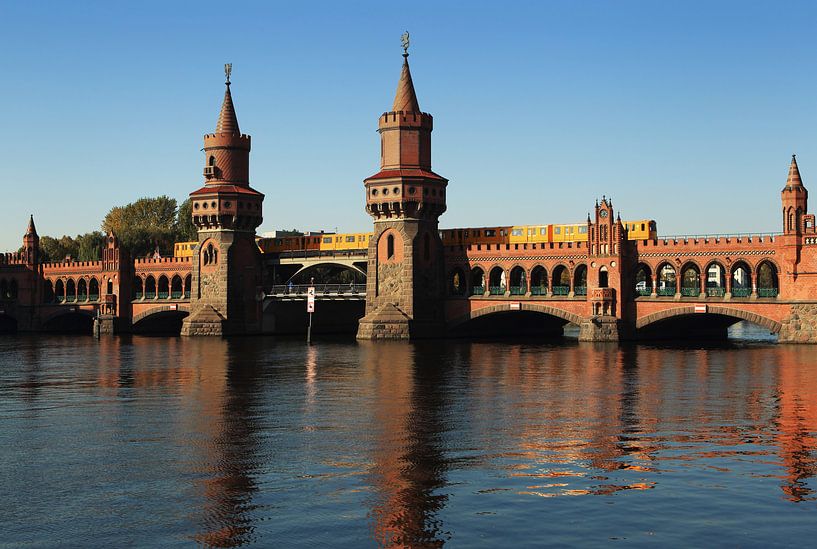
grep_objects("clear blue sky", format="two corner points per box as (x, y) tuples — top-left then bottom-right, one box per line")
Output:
(2, 1), (815, 251)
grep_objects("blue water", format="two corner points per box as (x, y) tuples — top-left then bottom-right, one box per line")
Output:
(1, 330), (815, 547)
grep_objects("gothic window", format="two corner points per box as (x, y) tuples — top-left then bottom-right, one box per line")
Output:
(387, 234), (395, 259)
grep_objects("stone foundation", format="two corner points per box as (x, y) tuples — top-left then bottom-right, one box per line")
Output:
(181, 305), (225, 337)
(578, 316), (621, 342)
(779, 304), (817, 343)
(357, 303), (411, 340)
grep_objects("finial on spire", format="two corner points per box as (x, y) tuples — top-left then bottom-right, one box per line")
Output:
(401, 31), (410, 57)
(225, 63), (232, 85)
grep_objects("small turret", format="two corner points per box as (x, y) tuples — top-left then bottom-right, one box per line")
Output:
(22, 214), (38, 265)
(782, 154), (808, 234)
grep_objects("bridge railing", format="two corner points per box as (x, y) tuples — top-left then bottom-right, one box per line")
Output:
(270, 249), (368, 260)
(268, 284), (367, 297)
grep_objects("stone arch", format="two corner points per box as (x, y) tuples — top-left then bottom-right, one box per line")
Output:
(65, 279), (77, 302)
(730, 260), (752, 297)
(144, 275), (156, 299)
(656, 261), (677, 296)
(757, 260), (779, 297)
(680, 261), (701, 296)
(132, 304), (191, 325)
(530, 265), (548, 295)
(289, 262), (367, 285)
(171, 275), (183, 298)
(157, 275), (169, 298)
(704, 260), (726, 296)
(551, 264), (570, 295)
(636, 305), (781, 333)
(488, 265), (506, 295)
(41, 307), (96, 324)
(634, 263), (651, 295)
(447, 302), (583, 331)
(509, 265), (527, 295)
(470, 266), (486, 295)
(133, 276), (144, 299)
(88, 278), (100, 301)
(573, 264), (587, 295)
(54, 279), (65, 302)
(77, 278), (88, 301)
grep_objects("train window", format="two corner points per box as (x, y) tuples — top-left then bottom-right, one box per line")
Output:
(323, 237), (332, 244)
(555, 227), (561, 234)
(567, 227), (573, 233)
(484, 229), (495, 237)
(528, 228), (535, 236)
(336, 237), (341, 242)
(579, 226), (587, 234)
(540, 228), (547, 235)
(500, 229), (507, 236)
(512, 229), (523, 236)
(641, 223), (645, 231)
(346, 236), (355, 242)
(464, 231), (469, 238)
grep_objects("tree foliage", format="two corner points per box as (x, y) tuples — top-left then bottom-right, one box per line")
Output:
(102, 196), (193, 257)
(36, 232), (105, 263)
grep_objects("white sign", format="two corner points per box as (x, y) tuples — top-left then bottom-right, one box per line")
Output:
(694, 305), (707, 313)
(509, 302), (521, 310)
(307, 286), (315, 313)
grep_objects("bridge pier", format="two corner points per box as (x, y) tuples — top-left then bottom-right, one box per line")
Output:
(578, 316), (621, 342)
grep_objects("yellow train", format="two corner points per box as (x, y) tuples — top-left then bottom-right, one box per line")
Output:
(257, 232), (372, 254)
(440, 219), (656, 246)
(173, 242), (197, 258)
(178, 220), (657, 256)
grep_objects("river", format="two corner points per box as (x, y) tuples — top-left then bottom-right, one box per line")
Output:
(1, 325), (815, 547)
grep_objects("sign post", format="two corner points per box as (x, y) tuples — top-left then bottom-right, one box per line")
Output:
(307, 284), (315, 344)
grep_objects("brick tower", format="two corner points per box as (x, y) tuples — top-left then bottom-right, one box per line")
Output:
(357, 38), (448, 340)
(22, 215), (38, 266)
(579, 197), (626, 341)
(781, 154), (808, 235)
(181, 65), (264, 336)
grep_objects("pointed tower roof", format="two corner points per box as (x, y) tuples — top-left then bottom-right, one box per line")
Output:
(785, 154), (803, 189)
(25, 214), (37, 236)
(392, 54), (421, 113)
(215, 66), (240, 134)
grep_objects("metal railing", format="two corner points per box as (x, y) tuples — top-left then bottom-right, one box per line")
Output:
(681, 287), (700, 297)
(758, 288), (779, 297)
(552, 286), (570, 296)
(637, 288), (652, 296)
(471, 286), (485, 296)
(706, 287), (725, 297)
(268, 284), (366, 297)
(489, 286), (505, 295)
(574, 286), (587, 296)
(530, 286), (547, 296)
(509, 286), (526, 295)
(657, 287), (675, 296)
(731, 287), (751, 297)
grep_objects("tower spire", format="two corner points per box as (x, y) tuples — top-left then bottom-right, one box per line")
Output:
(215, 63), (240, 134)
(25, 214), (37, 237)
(392, 32), (420, 113)
(786, 154), (803, 188)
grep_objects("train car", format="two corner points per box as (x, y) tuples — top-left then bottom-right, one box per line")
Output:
(552, 223), (588, 243)
(624, 219), (657, 240)
(173, 241), (197, 258)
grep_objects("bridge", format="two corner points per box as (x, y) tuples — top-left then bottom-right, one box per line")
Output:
(1, 46), (816, 342)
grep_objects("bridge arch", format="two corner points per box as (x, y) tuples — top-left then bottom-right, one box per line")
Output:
(447, 302), (583, 332)
(288, 262), (366, 284)
(132, 304), (190, 325)
(636, 305), (781, 333)
(756, 259), (780, 296)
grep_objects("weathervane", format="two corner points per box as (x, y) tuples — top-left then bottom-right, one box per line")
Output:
(224, 63), (232, 85)
(400, 31), (410, 56)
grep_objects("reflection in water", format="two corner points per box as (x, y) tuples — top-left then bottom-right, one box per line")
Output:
(1, 336), (817, 546)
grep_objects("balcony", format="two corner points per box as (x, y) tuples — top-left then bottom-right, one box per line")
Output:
(203, 166), (216, 178)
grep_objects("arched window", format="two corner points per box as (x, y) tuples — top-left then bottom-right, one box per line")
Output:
(107, 279), (113, 295)
(184, 274), (192, 298)
(158, 276), (169, 299)
(681, 263), (701, 297)
(634, 264), (650, 295)
(387, 234), (395, 259)
(757, 261), (779, 297)
(470, 267), (485, 295)
(66, 279), (76, 302)
(657, 263), (676, 296)
(530, 266), (548, 295)
(599, 266), (610, 289)
(77, 278), (88, 302)
(489, 267), (505, 295)
(552, 265), (570, 296)
(573, 265), (587, 296)
(55, 279), (65, 302)
(731, 262), (751, 297)
(171, 275), (183, 299)
(89, 278), (100, 301)
(705, 262), (726, 296)
(44, 280), (54, 303)
(145, 276), (156, 299)
(209, 155), (216, 167)
(134, 277), (144, 299)
(509, 266), (527, 295)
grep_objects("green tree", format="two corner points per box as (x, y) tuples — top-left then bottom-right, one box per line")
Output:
(102, 196), (179, 257)
(76, 232), (106, 261)
(175, 198), (197, 242)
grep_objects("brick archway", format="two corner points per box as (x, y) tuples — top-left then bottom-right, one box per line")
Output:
(41, 308), (96, 324)
(636, 305), (781, 333)
(132, 304), (190, 325)
(447, 302), (583, 331)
